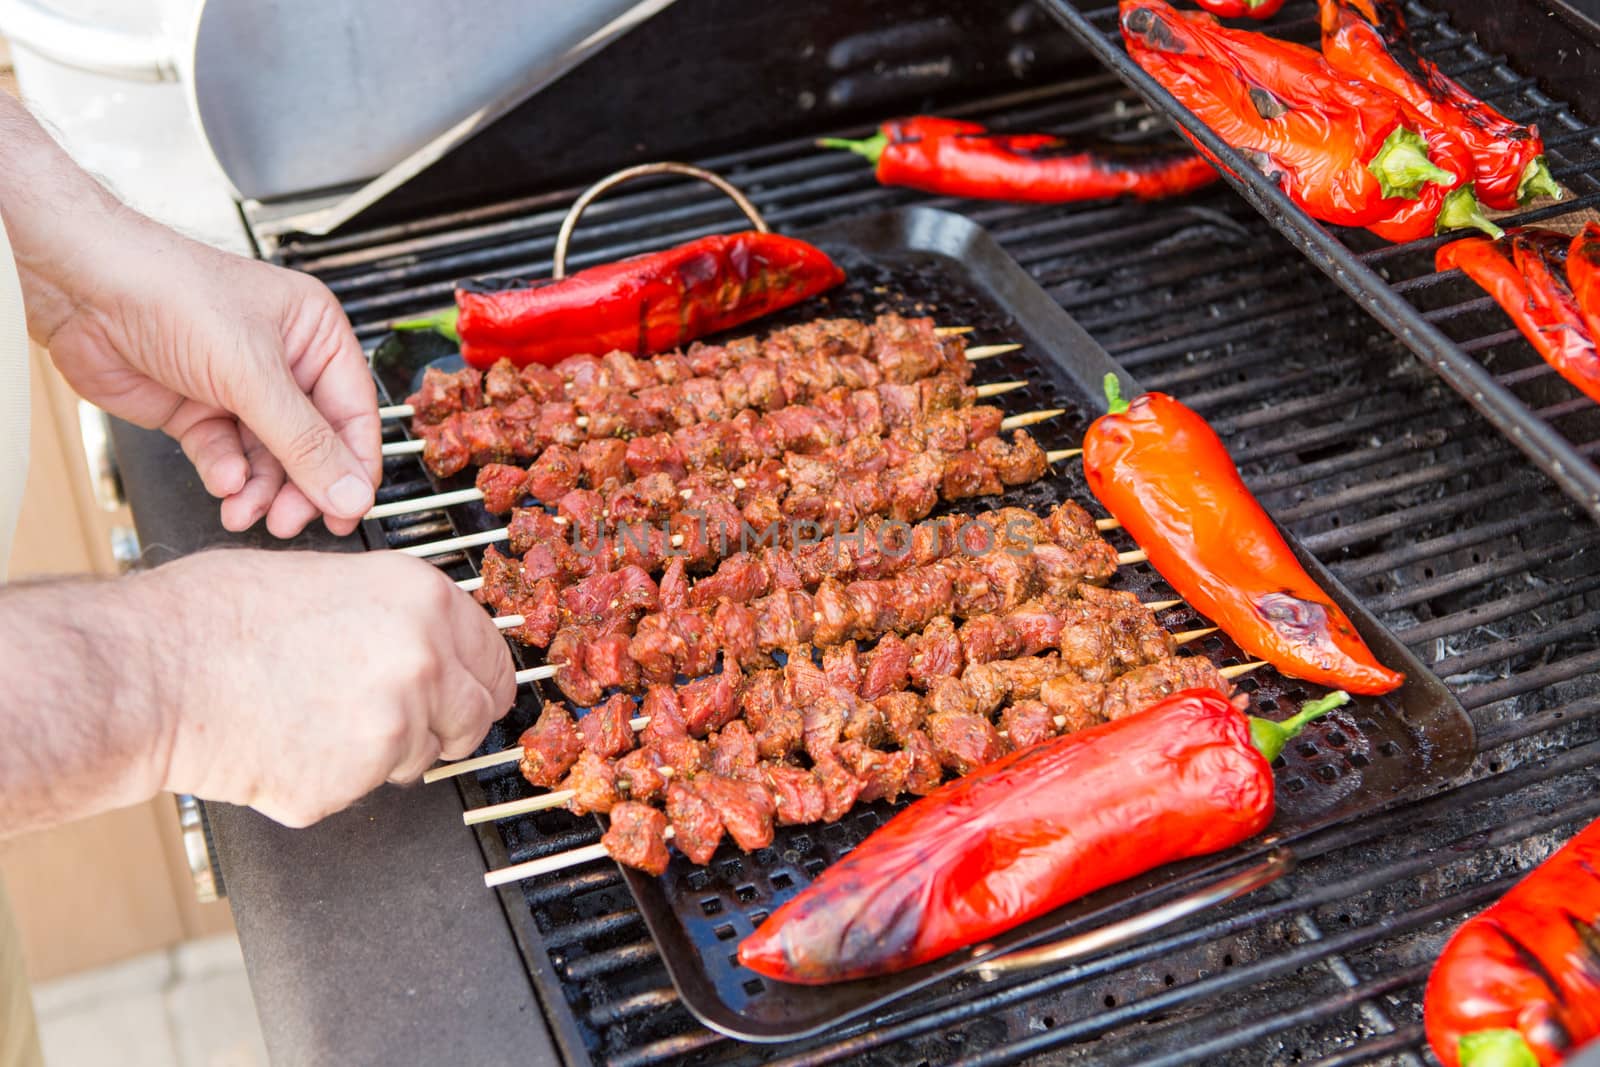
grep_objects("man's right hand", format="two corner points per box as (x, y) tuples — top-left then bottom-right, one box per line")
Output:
(145, 550), (516, 828)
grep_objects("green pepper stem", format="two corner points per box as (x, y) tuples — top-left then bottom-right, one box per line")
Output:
(1103, 373), (1130, 415)
(392, 306), (461, 342)
(817, 133), (887, 166)
(1368, 127), (1454, 200)
(1517, 155), (1563, 204)
(1458, 1029), (1540, 1067)
(1250, 691), (1351, 763)
(1436, 186), (1505, 240)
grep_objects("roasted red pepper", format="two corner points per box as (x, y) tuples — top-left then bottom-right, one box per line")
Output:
(739, 688), (1348, 984)
(1122, 0), (1498, 241)
(1082, 379), (1404, 694)
(819, 115), (1218, 203)
(1424, 818), (1600, 1066)
(398, 232), (845, 369)
(1318, 0), (1560, 211)
(1569, 222), (1600, 343)
(1195, 0), (1286, 18)
(1438, 231), (1600, 406)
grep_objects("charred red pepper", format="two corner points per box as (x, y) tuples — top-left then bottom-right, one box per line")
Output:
(819, 115), (1218, 203)
(1318, 0), (1560, 211)
(739, 688), (1348, 984)
(1424, 818), (1600, 1066)
(1122, 0), (1499, 240)
(1569, 222), (1600, 343)
(397, 232), (845, 369)
(1082, 379), (1404, 694)
(1438, 231), (1600, 407)
(1195, 0), (1286, 18)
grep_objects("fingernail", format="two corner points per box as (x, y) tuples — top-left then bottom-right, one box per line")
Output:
(329, 474), (372, 517)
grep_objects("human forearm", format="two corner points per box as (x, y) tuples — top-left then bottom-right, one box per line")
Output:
(0, 93), (144, 345)
(0, 570), (178, 837)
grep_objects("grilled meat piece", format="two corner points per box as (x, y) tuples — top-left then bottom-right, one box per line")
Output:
(577, 694), (636, 760)
(477, 463), (530, 513)
(518, 703), (585, 788)
(602, 802), (671, 876)
(926, 709), (1010, 775)
(666, 779), (725, 864)
(1000, 700), (1057, 750)
(691, 775), (776, 851)
(615, 749), (668, 803)
(564, 750), (621, 815)
(761, 763), (830, 825)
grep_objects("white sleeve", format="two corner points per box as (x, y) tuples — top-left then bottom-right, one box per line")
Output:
(0, 214), (31, 580)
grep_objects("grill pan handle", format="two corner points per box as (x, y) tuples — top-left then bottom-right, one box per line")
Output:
(971, 848), (1293, 980)
(552, 162), (769, 279)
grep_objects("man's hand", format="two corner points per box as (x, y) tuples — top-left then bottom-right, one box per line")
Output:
(0, 550), (517, 836)
(1, 95), (379, 537)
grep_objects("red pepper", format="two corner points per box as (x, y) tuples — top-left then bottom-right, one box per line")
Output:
(1121, 0), (1456, 230)
(819, 115), (1218, 203)
(1569, 222), (1600, 343)
(397, 232), (845, 369)
(1318, 0), (1560, 211)
(1082, 379), (1405, 694)
(738, 688), (1349, 984)
(1437, 231), (1600, 406)
(1195, 0), (1286, 18)
(1423, 818), (1600, 1067)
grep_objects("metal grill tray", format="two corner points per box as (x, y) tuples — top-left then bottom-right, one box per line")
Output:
(1037, 0), (1600, 524)
(375, 206), (1475, 1044)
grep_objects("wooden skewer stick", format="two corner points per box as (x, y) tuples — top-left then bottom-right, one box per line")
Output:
(1220, 661), (1268, 680)
(974, 380), (1028, 399)
(486, 828), (678, 887)
(1117, 548), (1147, 565)
(493, 615), (526, 631)
(999, 409), (1065, 431)
(379, 335), (1009, 422)
(382, 438), (427, 457)
(459, 576), (485, 593)
(1096, 517), (1121, 532)
(465, 760), (662, 825)
(399, 528), (508, 558)
(1049, 448), (1083, 462)
(369, 487), (484, 520)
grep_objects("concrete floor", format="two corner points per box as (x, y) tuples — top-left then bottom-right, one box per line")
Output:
(31, 935), (267, 1067)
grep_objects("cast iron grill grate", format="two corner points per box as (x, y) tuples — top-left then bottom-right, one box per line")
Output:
(278, 11), (1600, 1065)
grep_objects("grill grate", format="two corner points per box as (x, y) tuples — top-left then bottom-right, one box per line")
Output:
(277, 10), (1600, 1063)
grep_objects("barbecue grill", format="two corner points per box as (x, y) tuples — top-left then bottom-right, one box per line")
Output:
(102, 0), (1600, 1062)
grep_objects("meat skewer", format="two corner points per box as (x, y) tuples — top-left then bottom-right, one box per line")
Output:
(379, 316), (1004, 424)
(371, 379), (1030, 514)
(481, 655), (1268, 885)
(396, 417), (1071, 564)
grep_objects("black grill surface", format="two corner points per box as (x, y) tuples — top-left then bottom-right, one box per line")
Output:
(272, 21), (1600, 1067)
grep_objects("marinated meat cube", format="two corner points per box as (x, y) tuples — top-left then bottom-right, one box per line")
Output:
(483, 358), (525, 405)
(887, 455), (942, 522)
(869, 315), (941, 382)
(640, 686), (688, 741)
(836, 741), (913, 804)
(960, 614), (1019, 667)
(476, 463), (530, 513)
(658, 558), (690, 613)
(630, 615), (689, 685)
(407, 365), (483, 423)
(670, 610), (723, 679)
(602, 803), (671, 876)
(507, 506), (568, 559)
(741, 672), (803, 759)
(549, 629), (603, 707)
(712, 601), (760, 669)
(475, 544), (523, 610)
(811, 581), (855, 647)
(918, 407), (974, 453)
(690, 554), (771, 608)
(812, 750), (865, 822)
(1102, 657), (1232, 720)
(576, 438), (629, 489)
(874, 691), (927, 746)
(841, 695), (890, 748)
(1001, 700), (1058, 749)
(533, 401), (583, 449)
(754, 591), (817, 650)
(973, 552), (1035, 614)
(518, 703), (584, 787)
(555, 488), (606, 544)
(680, 664), (743, 735)
(459, 409), (516, 466)
(1034, 540), (1118, 590)
(578, 694), (636, 760)
(766, 406), (841, 454)
(675, 422), (730, 471)
(583, 634), (639, 693)
(615, 748), (667, 803)
(959, 405), (1004, 445)
(710, 721), (760, 781)
(845, 579), (899, 639)
(421, 416), (469, 477)
(624, 434), (686, 481)
(599, 350), (650, 392)
(908, 617), (964, 688)
(942, 450), (1003, 500)
(761, 764), (829, 825)
(503, 578), (559, 647)
(652, 735), (708, 780)
(979, 431), (1048, 485)
(926, 676), (978, 719)
(518, 362), (563, 402)
(822, 643), (861, 693)
(691, 775), (775, 852)
(1008, 599), (1066, 655)
(1038, 676), (1106, 735)
(666, 780), (725, 864)
(564, 750), (621, 815)
(926, 710), (1010, 775)
(860, 633), (912, 700)
(680, 377), (727, 423)
(901, 729), (944, 795)
(801, 692), (852, 760)
(963, 655), (1063, 716)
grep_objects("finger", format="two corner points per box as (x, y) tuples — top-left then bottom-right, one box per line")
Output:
(166, 404), (248, 498)
(220, 429), (284, 532)
(433, 675), (498, 761)
(264, 482), (323, 540)
(445, 580), (517, 713)
(303, 315), (382, 490)
(388, 732), (443, 786)
(234, 346), (375, 525)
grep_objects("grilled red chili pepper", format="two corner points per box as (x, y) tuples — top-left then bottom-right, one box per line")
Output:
(739, 688), (1348, 984)
(1122, 0), (1458, 230)
(1569, 222), (1600, 343)
(1318, 0), (1560, 211)
(1083, 378), (1404, 694)
(1424, 818), (1600, 1066)
(819, 115), (1218, 203)
(1195, 0), (1286, 18)
(397, 232), (845, 369)
(1438, 231), (1600, 407)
